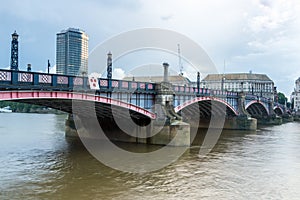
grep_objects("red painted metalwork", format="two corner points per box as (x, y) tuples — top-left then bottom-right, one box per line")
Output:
(0, 91), (156, 119)
(174, 96), (239, 116)
(245, 100), (269, 115)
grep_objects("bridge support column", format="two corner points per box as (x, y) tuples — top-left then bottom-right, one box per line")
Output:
(257, 115), (282, 125)
(259, 101), (283, 125)
(65, 114), (191, 146)
(64, 108), (192, 146)
(251, 101), (283, 125)
(282, 114), (293, 123)
(65, 114), (79, 137)
(223, 116), (257, 130)
(293, 111), (300, 121)
(149, 121), (190, 146)
(231, 92), (257, 130)
(148, 63), (191, 146)
(196, 117), (257, 131)
(149, 90), (191, 146)
(257, 101), (282, 125)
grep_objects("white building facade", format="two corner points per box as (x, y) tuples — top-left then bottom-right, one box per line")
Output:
(291, 78), (300, 112)
(201, 73), (275, 100)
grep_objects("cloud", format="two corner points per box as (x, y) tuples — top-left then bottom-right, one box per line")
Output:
(244, 0), (299, 54)
(247, 0), (296, 33)
(160, 14), (174, 21)
(259, 0), (272, 8)
(49, 64), (56, 74)
(90, 72), (101, 78)
(113, 68), (126, 79)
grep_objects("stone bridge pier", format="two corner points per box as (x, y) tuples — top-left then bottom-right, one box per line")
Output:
(147, 63), (190, 146)
(264, 101), (283, 125)
(247, 99), (282, 125)
(149, 83), (190, 146)
(223, 92), (257, 130)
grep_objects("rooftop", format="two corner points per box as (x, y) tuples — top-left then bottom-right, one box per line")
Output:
(58, 28), (86, 34)
(123, 75), (191, 84)
(202, 73), (273, 82)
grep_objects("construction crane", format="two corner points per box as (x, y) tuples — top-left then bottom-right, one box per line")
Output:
(177, 44), (183, 76)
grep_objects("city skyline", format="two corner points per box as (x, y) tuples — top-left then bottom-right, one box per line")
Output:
(1, 0), (300, 97)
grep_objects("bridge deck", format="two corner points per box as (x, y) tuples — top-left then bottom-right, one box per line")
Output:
(0, 69), (284, 118)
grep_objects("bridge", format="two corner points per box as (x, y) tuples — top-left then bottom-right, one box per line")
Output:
(0, 66), (288, 146)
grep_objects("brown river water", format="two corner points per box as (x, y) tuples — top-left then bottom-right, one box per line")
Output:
(0, 113), (300, 200)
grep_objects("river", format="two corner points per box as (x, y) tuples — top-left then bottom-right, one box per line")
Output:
(0, 113), (300, 200)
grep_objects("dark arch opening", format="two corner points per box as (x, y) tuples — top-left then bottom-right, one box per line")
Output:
(274, 107), (283, 116)
(10, 98), (152, 125)
(179, 100), (237, 120)
(246, 102), (269, 118)
(178, 99), (238, 146)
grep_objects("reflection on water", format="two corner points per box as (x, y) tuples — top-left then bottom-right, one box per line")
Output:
(0, 113), (300, 199)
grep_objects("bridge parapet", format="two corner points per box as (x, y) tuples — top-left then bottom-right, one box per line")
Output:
(245, 94), (271, 103)
(172, 84), (239, 97)
(172, 84), (239, 112)
(0, 69), (156, 93)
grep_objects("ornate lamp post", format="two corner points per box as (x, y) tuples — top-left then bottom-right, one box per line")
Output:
(10, 31), (19, 71)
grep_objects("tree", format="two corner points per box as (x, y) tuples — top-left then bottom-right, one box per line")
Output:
(0, 101), (47, 113)
(277, 92), (287, 105)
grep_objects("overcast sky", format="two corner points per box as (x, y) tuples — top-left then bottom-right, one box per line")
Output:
(1, 0), (300, 97)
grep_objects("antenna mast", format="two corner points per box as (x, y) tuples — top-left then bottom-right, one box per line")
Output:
(223, 59), (226, 76)
(222, 59), (226, 92)
(178, 44), (183, 75)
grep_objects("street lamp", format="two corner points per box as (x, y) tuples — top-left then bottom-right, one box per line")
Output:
(241, 82), (244, 93)
(221, 75), (225, 94)
(197, 72), (200, 95)
(260, 89), (263, 97)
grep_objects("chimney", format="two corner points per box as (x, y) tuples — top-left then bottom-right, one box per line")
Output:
(163, 62), (169, 82)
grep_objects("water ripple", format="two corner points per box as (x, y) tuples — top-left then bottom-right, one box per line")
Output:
(1, 114), (300, 199)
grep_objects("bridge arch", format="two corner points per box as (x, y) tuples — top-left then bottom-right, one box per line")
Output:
(245, 100), (269, 117)
(273, 106), (284, 116)
(175, 96), (238, 118)
(0, 91), (156, 120)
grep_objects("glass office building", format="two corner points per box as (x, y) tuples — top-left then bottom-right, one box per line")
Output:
(56, 28), (89, 76)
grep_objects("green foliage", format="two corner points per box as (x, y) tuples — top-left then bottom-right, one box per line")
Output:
(0, 101), (63, 114)
(277, 92), (287, 105)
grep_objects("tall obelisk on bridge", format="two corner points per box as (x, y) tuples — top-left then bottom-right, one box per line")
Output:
(10, 31), (19, 71)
